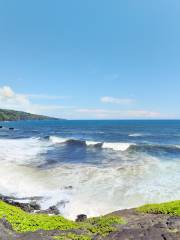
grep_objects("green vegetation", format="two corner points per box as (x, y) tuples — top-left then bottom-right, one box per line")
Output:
(0, 201), (77, 232)
(0, 200), (125, 239)
(137, 200), (180, 216)
(83, 215), (126, 236)
(53, 215), (125, 239)
(0, 108), (59, 121)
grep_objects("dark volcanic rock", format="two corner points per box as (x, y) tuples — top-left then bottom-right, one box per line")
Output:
(75, 214), (87, 222)
(1, 196), (180, 239)
(104, 209), (180, 240)
(167, 216), (180, 229)
(0, 194), (41, 212)
(11, 201), (40, 212)
(1, 218), (13, 230)
(3, 199), (40, 213)
(0, 194), (61, 216)
(64, 186), (73, 190)
(38, 205), (60, 215)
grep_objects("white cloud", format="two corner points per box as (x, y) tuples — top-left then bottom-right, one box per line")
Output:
(0, 86), (174, 119)
(101, 96), (135, 105)
(0, 86), (30, 109)
(76, 108), (168, 119)
(0, 86), (70, 115)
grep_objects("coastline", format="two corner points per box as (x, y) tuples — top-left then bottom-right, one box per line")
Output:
(0, 120), (180, 239)
(0, 195), (180, 240)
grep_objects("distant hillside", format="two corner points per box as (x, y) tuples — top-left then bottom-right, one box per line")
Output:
(0, 109), (61, 121)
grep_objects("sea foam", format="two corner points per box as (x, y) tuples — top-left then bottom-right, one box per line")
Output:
(49, 136), (133, 151)
(1, 137), (180, 220)
(49, 136), (68, 144)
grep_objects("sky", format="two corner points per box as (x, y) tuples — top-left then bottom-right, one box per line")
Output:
(0, 0), (180, 119)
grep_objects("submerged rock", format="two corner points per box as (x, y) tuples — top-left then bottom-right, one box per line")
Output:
(64, 185), (73, 190)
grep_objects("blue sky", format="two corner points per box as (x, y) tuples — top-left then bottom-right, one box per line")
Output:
(0, 0), (179, 119)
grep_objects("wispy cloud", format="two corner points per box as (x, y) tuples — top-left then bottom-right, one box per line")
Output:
(101, 96), (135, 105)
(0, 86), (175, 119)
(28, 94), (69, 100)
(0, 86), (70, 115)
(0, 86), (30, 108)
(75, 108), (171, 119)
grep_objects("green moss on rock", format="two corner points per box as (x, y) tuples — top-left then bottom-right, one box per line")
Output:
(137, 200), (180, 216)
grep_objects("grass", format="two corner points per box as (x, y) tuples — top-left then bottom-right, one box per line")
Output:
(0, 200), (125, 238)
(137, 200), (180, 216)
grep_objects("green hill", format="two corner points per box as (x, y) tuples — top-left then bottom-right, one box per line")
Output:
(0, 109), (60, 121)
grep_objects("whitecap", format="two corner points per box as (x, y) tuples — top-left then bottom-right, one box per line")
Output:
(129, 133), (143, 137)
(49, 136), (68, 144)
(85, 141), (101, 146)
(102, 142), (133, 151)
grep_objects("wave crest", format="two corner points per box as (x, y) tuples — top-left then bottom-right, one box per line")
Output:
(49, 136), (68, 144)
(48, 136), (133, 151)
(102, 142), (133, 151)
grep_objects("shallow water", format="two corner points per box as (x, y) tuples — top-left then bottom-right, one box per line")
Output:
(0, 120), (180, 219)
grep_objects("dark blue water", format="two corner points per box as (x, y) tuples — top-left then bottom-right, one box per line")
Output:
(0, 120), (180, 218)
(2, 119), (180, 142)
(1, 120), (180, 163)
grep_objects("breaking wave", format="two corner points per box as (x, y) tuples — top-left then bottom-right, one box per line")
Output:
(1, 135), (180, 219)
(49, 136), (133, 151)
(48, 136), (180, 153)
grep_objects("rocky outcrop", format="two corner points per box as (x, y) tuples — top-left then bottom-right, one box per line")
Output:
(0, 196), (180, 240)
(0, 194), (41, 213)
(75, 214), (87, 222)
(0, 194), (60, 215)
(105, 209), (180, 240)
(37, 205), (60, 215)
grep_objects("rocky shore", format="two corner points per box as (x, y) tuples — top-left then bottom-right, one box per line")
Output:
(0, 195), (180, 240)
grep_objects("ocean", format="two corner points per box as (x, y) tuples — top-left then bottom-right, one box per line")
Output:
(0, 120), (180, 219)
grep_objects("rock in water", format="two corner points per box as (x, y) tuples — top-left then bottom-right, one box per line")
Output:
(37, 205), (60, 215)
(76, 214), (87, 222)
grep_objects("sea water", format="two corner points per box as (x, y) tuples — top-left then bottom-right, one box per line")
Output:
(0, 120), (180, 219)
